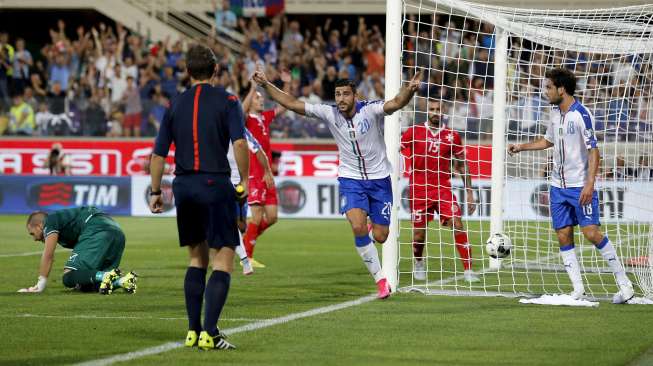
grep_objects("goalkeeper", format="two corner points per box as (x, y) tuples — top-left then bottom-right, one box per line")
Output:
(20, 206), (137, 294)
(508, 67), (634, 303)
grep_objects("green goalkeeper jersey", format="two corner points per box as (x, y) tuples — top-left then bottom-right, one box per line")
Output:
(43, 206), (120, 249)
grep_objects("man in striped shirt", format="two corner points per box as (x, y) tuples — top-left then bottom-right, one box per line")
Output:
(508, 67), (634, 303)
(253, 67), (421, 299)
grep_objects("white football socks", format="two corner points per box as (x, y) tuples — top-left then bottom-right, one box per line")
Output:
(559, 245), (584, 294)
(596, 238), (630, 287)
(235, 232), (250, 264)
(356, 243), (383, 282)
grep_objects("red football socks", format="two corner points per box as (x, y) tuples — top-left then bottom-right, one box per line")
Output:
(455, 232), (472, 270)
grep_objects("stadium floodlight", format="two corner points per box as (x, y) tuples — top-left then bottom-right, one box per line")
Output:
(383, 0), (653, 301)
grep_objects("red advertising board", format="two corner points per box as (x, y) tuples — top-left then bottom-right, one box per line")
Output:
(0, 138), (492, 178)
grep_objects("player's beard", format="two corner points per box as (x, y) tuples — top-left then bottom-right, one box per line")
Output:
(428, 114), (441, 128)
(548, 94), (563, 106)
(338, 102), (353, 114)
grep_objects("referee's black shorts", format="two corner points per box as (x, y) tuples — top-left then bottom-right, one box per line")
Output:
(172, 173), (238, 249)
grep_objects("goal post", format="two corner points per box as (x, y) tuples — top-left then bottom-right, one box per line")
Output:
(488, 26), (508, 271)
(382, 0), (403, 292)
(384, 0), (653, 300)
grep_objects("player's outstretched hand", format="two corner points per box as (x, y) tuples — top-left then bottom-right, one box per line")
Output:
(408, 70), (422, 93)
(507, 144), (521, 156)
(149, 194), (164, 214)
(18, 286), (40, 293)
(252, 65), (268, 86)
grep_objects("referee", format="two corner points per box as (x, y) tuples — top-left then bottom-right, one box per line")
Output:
(149, 44), (249, 350)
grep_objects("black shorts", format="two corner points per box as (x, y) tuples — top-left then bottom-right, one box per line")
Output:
(172, 173), (238, 248)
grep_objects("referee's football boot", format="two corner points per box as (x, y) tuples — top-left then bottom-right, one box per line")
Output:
(185, 330), (199, 347)
(99, 269), (122, 295)
(198, 330), (236, 350)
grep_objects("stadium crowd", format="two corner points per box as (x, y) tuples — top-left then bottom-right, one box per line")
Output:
(0, 5), (652, 141)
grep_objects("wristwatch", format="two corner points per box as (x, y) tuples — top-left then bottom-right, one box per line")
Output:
(150, 190), (162, 196)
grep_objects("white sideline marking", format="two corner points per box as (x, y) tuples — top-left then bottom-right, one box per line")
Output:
(73, 294), (378, 366)
(0, 251), (42, 258)
(3, 314), (260, 322)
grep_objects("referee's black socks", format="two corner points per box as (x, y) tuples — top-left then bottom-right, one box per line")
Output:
(184, 267), (207, 333)
(203, 270), (231, 336)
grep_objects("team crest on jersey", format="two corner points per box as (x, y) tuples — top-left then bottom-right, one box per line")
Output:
(358, 119), (371, 135)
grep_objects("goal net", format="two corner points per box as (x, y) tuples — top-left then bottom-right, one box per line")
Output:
(386, 0), (653, 300)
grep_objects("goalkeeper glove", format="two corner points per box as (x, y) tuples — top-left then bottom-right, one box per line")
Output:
(18, 276), (47, 293)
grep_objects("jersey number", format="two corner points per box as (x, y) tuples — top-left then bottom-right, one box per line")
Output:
(427, 140), (440, 154)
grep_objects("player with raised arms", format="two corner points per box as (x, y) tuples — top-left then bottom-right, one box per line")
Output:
(508, 67), (634, 303)
(401, 99), (479, 282)
(239, 74), (289, 268)
(253, 66), (421, 299)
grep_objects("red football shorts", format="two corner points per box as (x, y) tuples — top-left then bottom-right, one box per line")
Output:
(409, 184), (461, 227)
(247, 178), (278, 206)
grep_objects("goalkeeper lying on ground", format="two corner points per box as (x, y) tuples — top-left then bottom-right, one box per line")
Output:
(19, 206), (137, 294)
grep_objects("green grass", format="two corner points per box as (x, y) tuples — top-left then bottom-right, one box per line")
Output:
(0, 215), (652, 365)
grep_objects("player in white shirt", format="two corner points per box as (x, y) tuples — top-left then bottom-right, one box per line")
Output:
(228, 128), (275, 275)
(508, 67), (634, 303)
(253, 67), (421, 299)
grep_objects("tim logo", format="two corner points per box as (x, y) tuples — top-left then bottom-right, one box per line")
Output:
(30, 183), (119, 209)
(37, 183), (73, 206)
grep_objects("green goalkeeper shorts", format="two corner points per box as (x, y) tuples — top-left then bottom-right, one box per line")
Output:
(64, 217), (125, 272)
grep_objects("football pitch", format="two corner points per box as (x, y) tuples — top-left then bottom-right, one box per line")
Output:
(1, 215), (652, 366)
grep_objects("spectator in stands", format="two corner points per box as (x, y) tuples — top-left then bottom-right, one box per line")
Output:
(122, 75), (142, 137)
(160, 65), (178, 98)
(8, 93), (35, 135)
(213, 0), (237, 32)
(607, 155), (634, 180)
(34, 102), (51, 135)
(634, 155), (653, 180)
(83, 90), (107, 137)
(30, 73), (48, 100)
(0, 45), (10, 111)
(49, 53), (71, 91)
(46, 81), (74, 135)
(23, 87), (38, 111)
(12, 38), (32, 95)
(108, 63), (128, 105)
(282, 20), (303, 56)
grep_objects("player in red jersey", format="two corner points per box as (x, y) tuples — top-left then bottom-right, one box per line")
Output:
(401, 99), (479, 282)
(240, 76), (289, 267)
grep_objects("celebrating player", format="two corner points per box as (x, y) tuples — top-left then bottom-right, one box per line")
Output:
(253, 66), (421, 299)
(401, 99), (479, 282)
(508, 67), (634, 303)
(19, 207), (137, 294)
(240, 76), (289, 268)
